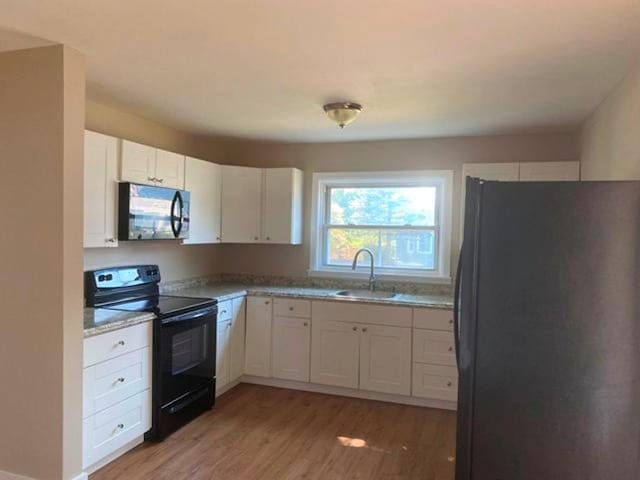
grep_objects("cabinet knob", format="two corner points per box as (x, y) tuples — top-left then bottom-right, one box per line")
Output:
(254, 236), (259, 241)
(117, 423), (125, 430)
(448, 346), (453, 352)
(220, 310), (227, 315)
(352, 326), (358, 331)
(117, 340), (125, 346)
(226, 323), (231, 329)
(266, 236), (271, 241)
(265, 300), (270, 305)
(303, 322), (308, 326)
(116, 377), (125, 383)
(216, 236), (221, 241)
(289, 306), (294, 311)
(362, 327), (368, 333)
(446, 381), (453, 387)
(449, 318), (454, 324)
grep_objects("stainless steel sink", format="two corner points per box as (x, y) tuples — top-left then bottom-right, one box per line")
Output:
(333, 290), (399, 300)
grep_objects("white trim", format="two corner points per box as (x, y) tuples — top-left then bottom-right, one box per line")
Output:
(84, 435), (144, 475)
(310, 170), (453, 283)
(0, 471), (34, 480)
(215, 378), (242, 397)
(70, 474), (89, 480)
(240, 376), (457, 411)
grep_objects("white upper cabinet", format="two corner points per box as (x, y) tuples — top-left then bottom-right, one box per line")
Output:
(221, 166), (303, 244)
(155, 149), (185, 189)
(263, 168), (303, 244)
(121, 140), (156, 185)
(84, 130), (119, 248)
(462, 162), (520, 182)
(121, 140), (185, 189)
(183, 157), (222, 244)
(519, 161), (580, 181)
(220, 166), (263, 243)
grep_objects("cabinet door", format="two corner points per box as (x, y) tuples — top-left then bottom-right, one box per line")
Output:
(84, 131), (119, 248)
(183, 157), (221, 244)
(155, 149), (185, 189)
(310, 321), (360, 389)
(244, 297), (273, 377)
(263, 168), (303, 244)
(229, 296), (246, 381)
(360, 325), (411, 395)
(216, 320), (231, 389)
(121, 140), (156, 185)
(519, 161), (580, 181)
(220, 166), (263, 243)
(272, 316), (310, 382)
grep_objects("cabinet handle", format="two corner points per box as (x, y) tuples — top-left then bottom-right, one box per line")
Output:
(156, 178), (164, 183)
(352, 326), (358, 331)
(116, 377), (125, 383)
(117, 340), (125, 346)
(106, 238), (116, 243)
(220, 310), (227, 315)
(447, 381), (453, 387)
(147, 176), (155, 182)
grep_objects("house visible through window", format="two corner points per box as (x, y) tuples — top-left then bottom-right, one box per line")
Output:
(310, 171), (453, 281)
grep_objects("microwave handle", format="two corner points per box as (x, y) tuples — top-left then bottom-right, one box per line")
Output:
(170, 191), (183, 238)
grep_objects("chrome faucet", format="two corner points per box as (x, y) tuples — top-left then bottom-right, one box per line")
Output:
(352, 248), (377, 291)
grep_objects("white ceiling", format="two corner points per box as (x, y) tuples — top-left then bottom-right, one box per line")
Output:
(1, 0), (639, 142)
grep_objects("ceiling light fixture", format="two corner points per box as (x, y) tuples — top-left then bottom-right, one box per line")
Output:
(323, 102), (363, 129)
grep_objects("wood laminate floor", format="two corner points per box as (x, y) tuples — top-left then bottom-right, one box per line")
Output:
(90, 384), (456, 480)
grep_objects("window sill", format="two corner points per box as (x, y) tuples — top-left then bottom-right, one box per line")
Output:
(307, 269), (452, 285)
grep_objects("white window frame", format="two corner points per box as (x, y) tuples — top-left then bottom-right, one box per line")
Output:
(309, 170), (453, 283)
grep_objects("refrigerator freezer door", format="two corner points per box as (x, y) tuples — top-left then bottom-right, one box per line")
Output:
(457, 181), (640, 480)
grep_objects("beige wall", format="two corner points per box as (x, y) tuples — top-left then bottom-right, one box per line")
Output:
(581, 63), (640, 180)
(0, 45), (85, 480)
(217, 132), (580, 280)
(84, 101), (227, 282)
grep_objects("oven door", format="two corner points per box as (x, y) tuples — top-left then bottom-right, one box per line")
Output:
(158, 305), (216, 408)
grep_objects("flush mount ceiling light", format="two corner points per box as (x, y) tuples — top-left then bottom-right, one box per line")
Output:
(323, 102), (363, 128)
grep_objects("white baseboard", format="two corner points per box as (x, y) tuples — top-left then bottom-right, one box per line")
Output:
(0, 470), (34, 480)
(215, 378), (242, 398)
(241, 376), (457, 411)
(85, 435), (144, 475)
(0, 468), (88, 480)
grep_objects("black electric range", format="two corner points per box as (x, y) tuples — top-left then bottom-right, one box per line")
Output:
(85, 265), (218, 440)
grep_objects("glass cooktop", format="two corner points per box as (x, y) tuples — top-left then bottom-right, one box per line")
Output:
(104, 295), (216, 316)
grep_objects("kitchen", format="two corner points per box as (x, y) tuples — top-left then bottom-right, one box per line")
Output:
(2, 1), (640, 479)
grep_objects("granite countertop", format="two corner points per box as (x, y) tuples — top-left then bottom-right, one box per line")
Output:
(84, 308), (155, 338)
(170, 283), (454, 309)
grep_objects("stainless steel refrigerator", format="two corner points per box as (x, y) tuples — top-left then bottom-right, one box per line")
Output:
(454, 178), (640, 479)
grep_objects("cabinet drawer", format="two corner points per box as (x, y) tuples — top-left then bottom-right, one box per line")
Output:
(412, 363), (458, 401)
(413, 329), (456, 366)
(83, 347), (151, 418)
(217, 300), (233, 322)
(274, 298), (311, 318)
(312, 301), (411, 328)
(413, 308), (454, 331)
(82, 390), (151, 469)
(84, 322), (152, 367)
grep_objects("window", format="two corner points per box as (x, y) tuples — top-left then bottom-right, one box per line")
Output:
(310, 171), (453, 282)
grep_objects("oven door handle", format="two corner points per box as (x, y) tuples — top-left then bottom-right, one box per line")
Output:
(161, 306), (217, 325)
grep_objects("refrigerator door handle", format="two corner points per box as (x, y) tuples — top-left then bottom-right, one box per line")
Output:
(453, 242), (463, 368)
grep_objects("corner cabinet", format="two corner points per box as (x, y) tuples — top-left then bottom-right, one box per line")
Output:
(244, 296), (273, 377)
(183, 157), (222, 244)
(121, 139), (185, 189)
(84, 130), (119, 248)
(220, 166), (303, 244)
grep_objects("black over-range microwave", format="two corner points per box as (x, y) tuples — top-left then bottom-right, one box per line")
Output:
(118, 182), (190, 241)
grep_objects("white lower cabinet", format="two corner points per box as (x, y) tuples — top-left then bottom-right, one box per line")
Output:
(83, 322), (152, 471)
(83, 389), (151, 469)
(272, 316), (310, 382)
(360, 325), (411, 395)
(216, 297), (246, 394)
(310, 320), (360, 389)
(244, 296), (273, 377)
(412, 364), (458, 401)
